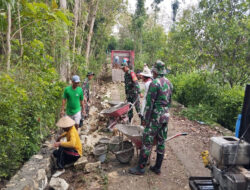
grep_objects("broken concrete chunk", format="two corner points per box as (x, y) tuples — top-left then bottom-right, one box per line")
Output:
(33, 154), (43, 160)
(36, 169), (48, 189)
(49, 177), (69, 190)
(80, 133), (102, 149)
(89, 106), (98, 116)
(74, 156), (88, 170)
(84, 161), (101, 173)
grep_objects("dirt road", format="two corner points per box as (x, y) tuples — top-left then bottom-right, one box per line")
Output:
(106, 81), (232, 190)
(51, 79), (232, 190)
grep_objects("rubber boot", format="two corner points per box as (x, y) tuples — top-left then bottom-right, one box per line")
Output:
(138, 114), (144, 125)
(129, 152), (148, 175)
(129, 117), (132, 123)
(150, 153), (164, 175)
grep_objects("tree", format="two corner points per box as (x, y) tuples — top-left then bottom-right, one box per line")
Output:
(6, 1), (12, 71)
(165, 0), (250, 87)
(59, 0), (71, 82)
(132, 0), (147, 54)
(72, 0), (79, 64)
(85, 0), (99, 67)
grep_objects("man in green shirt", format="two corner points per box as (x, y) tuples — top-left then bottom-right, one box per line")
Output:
(60, 75), (85, 130)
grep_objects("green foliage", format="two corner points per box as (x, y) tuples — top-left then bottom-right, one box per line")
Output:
(215, 86), (244, 130)
(165, 0), (250, 86)
(169, 71), (218, 106)
(107, 36), (118, 51)
(0, 0), (124, 180)
(0, 67), (64, 178)
(181, 104), (217, 125)
(169, 71), (244, 131)
(118, 37), (134, 50)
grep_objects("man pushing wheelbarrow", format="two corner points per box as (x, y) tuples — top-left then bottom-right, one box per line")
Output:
(129, 60), (173, 175)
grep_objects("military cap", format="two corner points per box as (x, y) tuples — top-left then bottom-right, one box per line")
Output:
(87, 72), (95, 76)
(152, 60), (167, 75)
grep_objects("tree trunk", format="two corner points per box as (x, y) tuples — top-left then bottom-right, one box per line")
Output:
(6, 3), (11, 71)
(72, 0), (79, 63)
(17, 1), (23, 58)
(60, 0), (71, 82)
(78, 11), (89, 55)
(85, 0), (99, 67)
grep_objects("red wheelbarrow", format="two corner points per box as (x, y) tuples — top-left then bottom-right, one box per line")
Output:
(100, 102), (134, 130)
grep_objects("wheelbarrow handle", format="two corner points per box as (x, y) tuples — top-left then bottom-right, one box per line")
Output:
(127, 96), (140, 111)
(166, 132), (188, 142)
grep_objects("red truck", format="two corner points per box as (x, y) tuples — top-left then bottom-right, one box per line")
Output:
(111, 50), (135, 82)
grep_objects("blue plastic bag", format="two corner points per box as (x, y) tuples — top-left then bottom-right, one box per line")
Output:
(235, 114), (242, 138)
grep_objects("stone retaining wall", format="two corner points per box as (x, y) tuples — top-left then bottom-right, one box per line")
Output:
(3, 147), (53, 190)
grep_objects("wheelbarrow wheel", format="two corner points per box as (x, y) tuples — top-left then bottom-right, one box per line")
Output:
(115, 141), (134, 164)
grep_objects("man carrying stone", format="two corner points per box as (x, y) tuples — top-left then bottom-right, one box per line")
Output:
(60, 75), (85, 130)
(120, 60), (143, 123)
(129, 60), (173, 175)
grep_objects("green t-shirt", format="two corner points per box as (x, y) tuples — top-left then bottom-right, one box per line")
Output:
(63, 86), (84, 115)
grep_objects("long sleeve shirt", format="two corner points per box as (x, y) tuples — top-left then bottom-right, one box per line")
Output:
(144, 76), (173, 124)
(141, 79), (152, 116)
(60, 126), (82, 156)
(82, 78), (90, 101)
(124, 70), (141, 97)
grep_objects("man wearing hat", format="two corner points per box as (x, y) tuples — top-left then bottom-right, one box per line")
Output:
(120, 60), (143, 123)
(60, 75), (85, 130)
(129, 60), (173, 175)
(81, 72), (95, 118)
(52, 116), (82, 177)
(140, 67), (153, 122)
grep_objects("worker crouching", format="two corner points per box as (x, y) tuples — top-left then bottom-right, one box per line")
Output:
(52, 116), (82, 177)
(129, 60), (173, 175)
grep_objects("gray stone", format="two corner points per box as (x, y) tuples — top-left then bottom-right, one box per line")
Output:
(85, 161), (101, 173)
(74, 156), (88, 170)
(36, 169), (48, 189)
(5, 149), (52, 190)
(33, 155), (43, 160)
(49, 177), (69, 190)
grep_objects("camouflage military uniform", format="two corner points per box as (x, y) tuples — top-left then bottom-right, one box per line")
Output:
(82, 78), (90, 115)
(124, 69), (141, 120)
(129, 60), (172, 175)
(142, 76), (173, 157)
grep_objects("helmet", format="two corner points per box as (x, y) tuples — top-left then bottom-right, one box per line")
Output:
(152, 60), (167, 75)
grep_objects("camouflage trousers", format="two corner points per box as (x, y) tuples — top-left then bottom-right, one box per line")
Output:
(141, 120), (168, 157)
(126, 94), (141, 120)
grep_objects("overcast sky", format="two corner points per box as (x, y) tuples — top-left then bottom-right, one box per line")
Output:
(127, 0), (199, 32)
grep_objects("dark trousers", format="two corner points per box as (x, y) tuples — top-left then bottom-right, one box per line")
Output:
(53, 147), (80, 169)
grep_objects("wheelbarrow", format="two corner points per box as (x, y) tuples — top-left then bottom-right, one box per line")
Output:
(114, 124), (188, 164)
(100, 102), (132, 130)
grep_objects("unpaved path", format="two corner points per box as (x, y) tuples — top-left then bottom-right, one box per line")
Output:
(37, 78), (233, 190)
(106, 81), (233, 190)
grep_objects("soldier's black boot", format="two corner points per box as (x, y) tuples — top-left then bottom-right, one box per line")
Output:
(150, 153), (164, 175)
(138, 114), (144, 125)
(129, 117), (132, 123)
(129, 152), (148, 175)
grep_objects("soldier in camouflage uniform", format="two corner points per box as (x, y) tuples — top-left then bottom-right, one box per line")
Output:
(120, 60), (143, 123)
(129, 60), (173, 175)
(81, 72), (95, 118)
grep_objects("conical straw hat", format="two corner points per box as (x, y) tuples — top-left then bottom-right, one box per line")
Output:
(56, 116), (75, 128)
